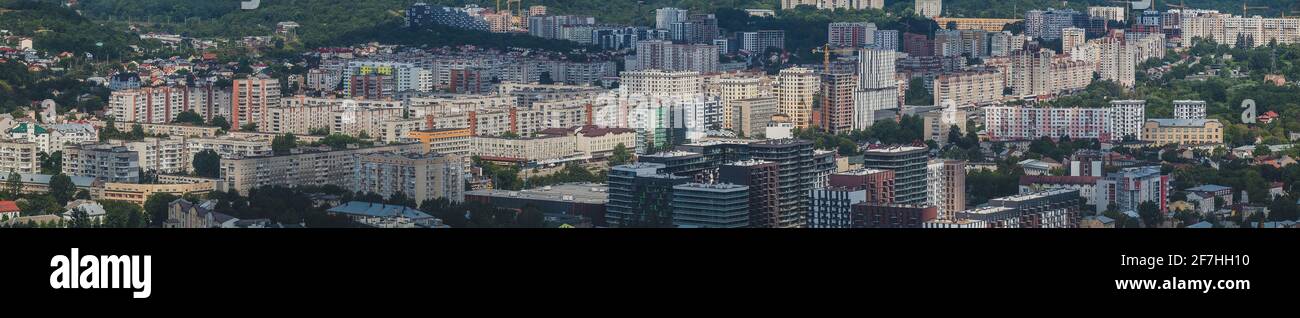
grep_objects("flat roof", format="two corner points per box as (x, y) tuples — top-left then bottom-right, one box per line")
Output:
(992, 188), (1078, 202)
(1148, 118), (1218, 127)
(466, 183), (608, 204)
(862, 146), (926, 153)
(327, 201), (433, 219)
(837, 168), (891, 176)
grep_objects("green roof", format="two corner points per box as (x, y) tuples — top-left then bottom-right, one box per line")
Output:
(9, 123), (47, 134)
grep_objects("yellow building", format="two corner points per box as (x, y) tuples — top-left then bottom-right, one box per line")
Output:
(97, 181), (217, 206)
(1141, 119), (1223, 146)
(407, 128), (472, 157)
(934, 18), (1022, 32)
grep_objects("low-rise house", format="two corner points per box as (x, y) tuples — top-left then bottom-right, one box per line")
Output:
(0, 200), (20, 221)
(1080, 215), (1115, 228)
(165, 199), (238, 228)
(62, 200), (106, 224)
(326, 201), (445, 228)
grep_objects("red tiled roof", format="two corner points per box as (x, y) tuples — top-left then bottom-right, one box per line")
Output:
(0, 201), (19, 213)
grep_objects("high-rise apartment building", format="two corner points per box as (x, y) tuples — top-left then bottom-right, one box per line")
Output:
(775, 67), (818, 129)
(915, 0), (942, 18)
(820, 72), (857, 134)
(853, 49), (898, 130)
(62, 144), (141, 183)
(1095, 166), (1170, 214)
(631, 40), (719, 73)
(926, 159), (966, 219)
(828, 22), (876, 48)
(606, 163), (690, 227)
(1025, 9), (1084, 40)
(983, 99), (1146, 142)
(932, 70), (1003, 107)
(862, 146), (928, 204)
(739, 30), (785, 53)
(719, 160), (781, 228)
(352, 152), (464, 203)
(1173, 100), (1207, 119)
(733, 97), (778, 138)
(231, 76), (280, 132)
(748, 139), (818, 228)
(671, 183), (750, 228)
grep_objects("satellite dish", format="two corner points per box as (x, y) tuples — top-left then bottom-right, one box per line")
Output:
(241, 0), (260, 10)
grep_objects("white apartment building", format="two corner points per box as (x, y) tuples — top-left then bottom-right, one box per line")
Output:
(983, 100), (1146, 142)
(619, 70), (705, 97)
(107, 136), (190, 174)
(780, 0), (881, 10)
(341, 61), (433, 96)
(1173, 100), (1207, 119)
(828, 22), (876, 48)
(1181, 12), (1300, 48)
(853, 49), (898, 130)
(915, 0), (942, 18)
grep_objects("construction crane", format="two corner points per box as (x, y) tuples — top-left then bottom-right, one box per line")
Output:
(497, 0), (523, 16)
(812, 44), (857, 74)
(1241, 0), (1267, 17)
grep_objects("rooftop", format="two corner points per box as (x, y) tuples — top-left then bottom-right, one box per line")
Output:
(1147, 118), (1218, 127)
(837, 168), (891, 176)
(993, 188), (1079, 202)
(19, 173), (97, 187)
(327, 201), (433, 219)
(673, 183), (748, 192)
(641, 150), (702, 158)
(466, 183), (608, 204)
(1019, 175), (1099, 186)
(862, 145), (927, 153)
(724, 159), (773, 167)
(1186, 184), (1231, 193)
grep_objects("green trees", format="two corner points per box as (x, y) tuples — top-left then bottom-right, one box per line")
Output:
(1137, 201), (1164, 228)
(3, 171), (20, 199)
(143, 192), (179, 227)
(172, 110), (206, 125)
(905, 77), (932, 106)
(966, 167), (1024, 206)
(38, 151), (61, 174)
(209, 115), (231, 131)
(311, 133), (373, 150)
(48, 173), (76, 205)
(608, 143), (632, 166)
(192, 149), (221, 178)
(272, 133), (298, 155)
(101, 200), (147, 228)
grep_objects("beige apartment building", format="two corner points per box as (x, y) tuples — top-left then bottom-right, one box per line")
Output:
(471, 135), (581, 165)
(108, 121), (221, 138)
(775, 67), (819, 129)
(0, 139), (39, 174)
(1142, 119), (1223, 146)
(218, 143), (424, 195)
(733, 97), (778, 138)
(932, 70), (1004, 107)
(352, 152), (465, 203)
(98, 181), (216, 206)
